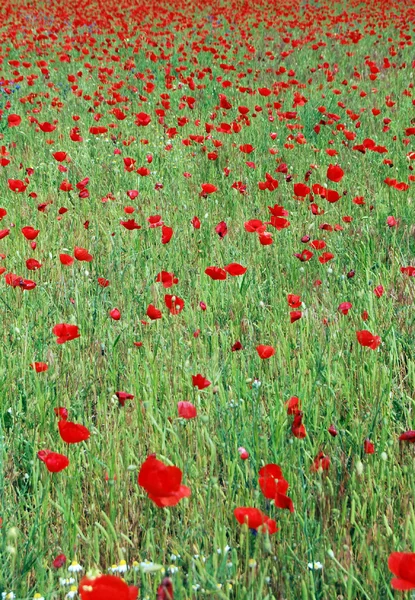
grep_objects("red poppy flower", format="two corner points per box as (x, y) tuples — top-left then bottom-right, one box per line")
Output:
(256, 345), (275, 359)
(224, 263), (247, 276)
(326, 164), (344, 182)
(292, 411), (307, 438)
(165, 295), (184, 315)
(8, 114), (21, 127)
(58, 420), (90, 444)
(338, 302), (352, 315)
(311, 451), (331, 472)
(287, 294), (301, 308)
(364, 439), (375, 454)
(205, 266), (227, 280)
(290, 311), (302, 323)
(178, 401), (197, 419)
(155, 271), (178, 288)
(59, 253), (74, 266)
(115, 391), (134, 407)
(53, 323), (80, 344)
(121, 219), (141, 231)
(26, 258), (41, 271)
(74, 246), (93, 262)
(201, 183), (217, 194)
(192, 374), (211, 390)
(38, 450), (69, 473)
(388, 552), (415, 590)
(157, 577), (174, 600)
(22, 226), (40, 240)
(138, 455), (191, 507)
(233, 507), (277, 534)
(52, 554), (67, 569)
(161, 225), (173, 244)
(215, 221), (228, 238)
(0, 229), (10, 240)
(258, 464), (294, 512)
(79, 575), (138, 600)
(30, 362), (48, 373)
(356, 330), (381, 350)
(109, 308), (121, 320)
(8, 179), (27, 193)
(147, 304), (162, 320)
(399, 431), (415, 443)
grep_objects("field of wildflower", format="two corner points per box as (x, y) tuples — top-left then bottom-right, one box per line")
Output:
(1, 0), (415, 597)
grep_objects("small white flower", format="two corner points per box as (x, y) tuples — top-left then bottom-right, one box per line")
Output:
(168, 565), (179, 574)
(118, 560), (128, 573)
(59, 578), (76, 586)
(139, 560), (163, 573)
(68, 560), (83, 573)
(33, 594), (45, 600)
(65, 586), (78, 599)
(308, 561), (323, 570)
(217, 545), (231, 555)
(2, 593), (16, 600)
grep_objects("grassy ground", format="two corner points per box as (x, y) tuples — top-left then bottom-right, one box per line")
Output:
(1, 0), (415, 597)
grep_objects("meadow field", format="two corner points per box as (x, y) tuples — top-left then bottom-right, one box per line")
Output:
(1, 0), (415, 597)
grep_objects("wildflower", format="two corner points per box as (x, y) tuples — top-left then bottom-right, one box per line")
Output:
(68, 560), (83, 573)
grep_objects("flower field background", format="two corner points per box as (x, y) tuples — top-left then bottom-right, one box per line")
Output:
(1, 0), (415, 597)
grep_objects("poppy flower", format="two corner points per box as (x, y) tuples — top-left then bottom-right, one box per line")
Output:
(21, 226), (40, 240)
(58, 420), (90, 444)
(399, 431), (415, 443)
(98, 278), (110, 287)
(290, 311), (302, 323)
(26, 258), (41, 271)
(8, 114), (21, 127)
(115, 392), (134, 407)
(8, 179), (27, 193)
(52, 554), (67, 569)
(191, 216), (201, 229)
(338, 302), (352, 315)
(155, 271), (178, 288)
(205, 266), (227, 280)
(157, 577), (174, 600)
(109, 308), (121, 320)
(287, 294), (301, 308)
(53, 323), (80, 344)
(356, 330), (381, 350)
(292, 411), (307, 438)
(147, 304), (162, 320)
(60, 254), (74, 266)
(161, 225), (173, 244)
(328, 424), (338, 437)
(311, 452), (331, 472)
(258, 464), (294, 512)
(326, 164), (344, 182)
(231, 340), (243, 351)
(215, 221), (228, 238)
(138, 455), (191, 507)
(30, 362), (48, 373)
(178, 401), (197, 419)
(233, 507), (277, 534)
(38, 450), (69, 473)
(79, 574), (138, 600)
(120, 219), (141, 231)
(192, 374), (211, 390)
(256, 345), (275, 359)
(0, 229), (10, 240)
(224, 263), (247, 276)
(388, 552), (415, 590)
(74, 247), (93, 262)
(200, 183), (217, 195)
(164, 295), (184, 315)
(364, 439), (375, 454)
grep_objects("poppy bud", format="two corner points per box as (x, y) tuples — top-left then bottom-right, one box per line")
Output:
(301, 235), (310, 243)
(31, 241), (37, 250)
(347, 269), (355, 278)
(109, 308), (121, 320)
(328, 424), (338, 437)
(238, 447), (249, 460)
